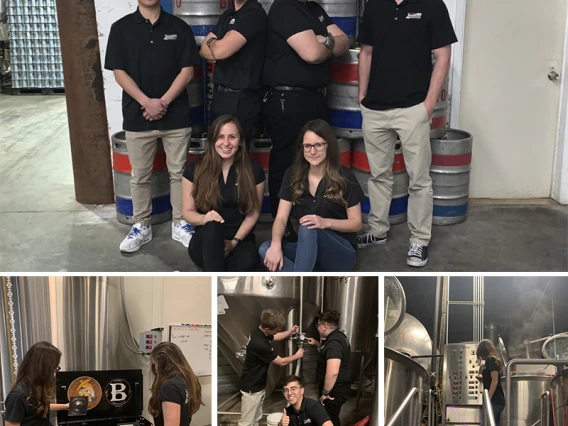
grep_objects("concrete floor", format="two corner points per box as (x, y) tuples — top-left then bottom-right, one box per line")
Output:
(1, 94), (567, 272)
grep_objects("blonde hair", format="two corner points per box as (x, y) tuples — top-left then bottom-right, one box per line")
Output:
(476, 339), (504, 371)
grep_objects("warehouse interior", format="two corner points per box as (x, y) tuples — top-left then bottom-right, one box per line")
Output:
(385, 276), (568, 426)
(0, 0), (567, 272)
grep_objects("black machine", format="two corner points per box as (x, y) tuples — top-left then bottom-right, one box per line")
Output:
(56, 369), (151, 426)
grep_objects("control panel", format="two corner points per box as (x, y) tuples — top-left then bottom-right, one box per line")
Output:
(444, 343), (482, 405)
(139, 330), (162, 354)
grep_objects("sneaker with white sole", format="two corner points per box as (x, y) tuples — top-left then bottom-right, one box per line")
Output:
(356, 229), (387, 248)
(120, 223), (152, 253)
(172, 220), (194, 248)
(407, 243), (429, 267)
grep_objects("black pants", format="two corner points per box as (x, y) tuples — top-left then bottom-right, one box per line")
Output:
(211, 89), (263, 148)
(188, 221), (260, 272)
(319, 383), (349, 426)
(263, 89), (328, 217)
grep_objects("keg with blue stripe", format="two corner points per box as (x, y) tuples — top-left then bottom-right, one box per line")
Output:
(328, 49), (361, 138)
(173, 0), (230, 45)
(318, 0), (358, 46)
(112, 132), (172, 225)
(430, 129), (473, 225)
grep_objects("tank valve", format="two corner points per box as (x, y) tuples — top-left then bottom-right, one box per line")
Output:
(293, 332), (307, 348)
(235, 348), (246, 361)
(262, 276), (275, 289)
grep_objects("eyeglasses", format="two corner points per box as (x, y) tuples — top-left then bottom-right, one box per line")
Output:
(56, 366), (61, 372)
(282, 386), (300, 395)
(302, 142), (327, 152)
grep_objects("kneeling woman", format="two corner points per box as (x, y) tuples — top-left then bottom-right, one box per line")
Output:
(182, 115), (265, 271)
(149, 342), (203, 426)
(4, 341), (69, 426)
(260, 119), (365, 272)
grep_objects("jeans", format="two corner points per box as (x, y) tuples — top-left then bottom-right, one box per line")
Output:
(259, 225), (357, 272)
(491, 404), (505, 425)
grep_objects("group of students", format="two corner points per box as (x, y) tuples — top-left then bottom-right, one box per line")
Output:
(238, 309), (351, 426)
(105, 0), (458, 270)
(3, 341), (203, 426)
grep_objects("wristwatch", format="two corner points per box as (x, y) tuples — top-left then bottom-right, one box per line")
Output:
(206, 37), (217, 47)
(232, 237), (242, 245)
(324, 35), (335, 50)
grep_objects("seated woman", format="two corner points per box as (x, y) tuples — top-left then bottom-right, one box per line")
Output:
(259, 119), (365, 272)
(182, 115), (265, 271)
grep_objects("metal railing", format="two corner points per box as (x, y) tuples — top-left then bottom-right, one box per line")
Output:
(504, 358), (568, 426)
(428, 389), (434, 426)
(386, 387), (419, 426)
(482, 389), (497, 426)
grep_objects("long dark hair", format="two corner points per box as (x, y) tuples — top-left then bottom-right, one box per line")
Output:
(476, 339), (504, 371)
(192, 115), (260, 214)
(12, 341), (61, 417)
(148, 342), (204, 418)
(289, 119), (347, 207)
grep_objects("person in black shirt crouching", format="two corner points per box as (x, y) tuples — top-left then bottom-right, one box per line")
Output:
(476, 340), (506, 424)
(259, 119), (365, 272)
(149, 343), (204, 426)
(4, 342), (69, 426)
(280, 376), (333, 426)
(182, 115), (265, 271)
(306, 311), (351, 426)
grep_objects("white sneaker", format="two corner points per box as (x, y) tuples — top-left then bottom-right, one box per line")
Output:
(172, 220), (194, 248)
(120, 223), (152, 253)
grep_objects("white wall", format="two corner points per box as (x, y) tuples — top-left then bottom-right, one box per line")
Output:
(94, 0), (138, 137)
(118, 276), (212, 426)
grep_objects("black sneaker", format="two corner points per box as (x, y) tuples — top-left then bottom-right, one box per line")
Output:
(283, 222), (298, 242)
(407, 244), (429, 267)
(356, 230), (387, 248)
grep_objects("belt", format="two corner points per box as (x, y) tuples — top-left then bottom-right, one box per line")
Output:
(274, 85), (326, 94)
(216, 85), (245, 93)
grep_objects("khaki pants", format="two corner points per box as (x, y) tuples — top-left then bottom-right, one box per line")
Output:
(361, 102), (433, 246)
(124, 127), (191, 227)
(238, 389), (265, 426)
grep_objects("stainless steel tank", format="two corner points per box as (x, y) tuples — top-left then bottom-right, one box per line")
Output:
(499, 375), (553, 426)
(0, 276), (120, 399)
(384, 347), (428, 426)
(323, 276), (378, 383)
(217, 276), (323, 397)
(384, 314), (432, 373)
(551, 370), (568, 426)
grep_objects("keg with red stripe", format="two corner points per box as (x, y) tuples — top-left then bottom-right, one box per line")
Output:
(112, 132), (172, 225)
(430, 129), (472, 225)
(338, 138), (352, 168)
(328, 49), (361, 138)
(188, 63), (207, 135)
(187, 136), (207, 163)
(249, 137), (272, 215)
(351, 139), (409, 224)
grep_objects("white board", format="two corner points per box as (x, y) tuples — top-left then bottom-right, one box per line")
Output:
(169, 325), (212, 377)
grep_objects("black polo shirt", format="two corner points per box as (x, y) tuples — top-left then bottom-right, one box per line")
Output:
(315, 329), (351, 387)
(104, 8), (201, 131)
(183, 160), (265, 239)
(278, 166), (365, 248)
(4, 384), (49, 426)
(239, 328), (278, 393)
(153, 376), (192, 426)
(285, 397), (331, 426)
(482, 357), (506, 405)
(263, 0), (333, 89)
(212, 0), (267, 90)
(358, 0), (457, 110)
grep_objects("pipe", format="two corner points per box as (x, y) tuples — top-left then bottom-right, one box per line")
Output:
(541, 392), (551, 426)
(505, 359), (568, 426)
(287, 307), (296, 376)
(432, 277), (442, 387)
(297, 278), (304, 376)
(217, 392), (241, 411)
(483, 389), (497, 426)
(385, 387), (419, 426)
(428, 389), (433, 426)
(355, 353), (366, 410)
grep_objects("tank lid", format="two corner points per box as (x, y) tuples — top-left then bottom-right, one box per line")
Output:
(385, 347), (428, 380)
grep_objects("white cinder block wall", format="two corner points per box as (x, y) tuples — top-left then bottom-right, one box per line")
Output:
(117, 276), (212, 426)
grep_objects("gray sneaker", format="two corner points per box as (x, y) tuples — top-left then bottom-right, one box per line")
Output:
(356, 230), (387, 248)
